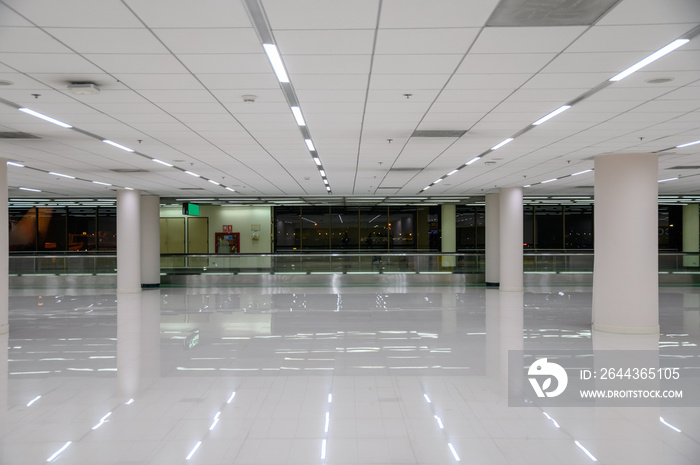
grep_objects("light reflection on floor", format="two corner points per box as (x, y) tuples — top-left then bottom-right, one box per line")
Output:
(2, 285), (700, 464)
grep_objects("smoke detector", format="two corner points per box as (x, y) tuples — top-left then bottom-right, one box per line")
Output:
(242, 94), (257, 104)
(67, 82), (100, 95)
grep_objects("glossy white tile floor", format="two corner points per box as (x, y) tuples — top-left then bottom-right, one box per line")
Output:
(2, 283), (700, 464)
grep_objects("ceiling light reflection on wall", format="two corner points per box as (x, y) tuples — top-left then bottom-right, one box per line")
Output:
(18, 108), (72, 128)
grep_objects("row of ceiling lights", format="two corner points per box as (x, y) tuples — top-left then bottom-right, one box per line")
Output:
(6, 104), (237, 194)
(420, 32), (700, 193)
(245, 0), (332, 194)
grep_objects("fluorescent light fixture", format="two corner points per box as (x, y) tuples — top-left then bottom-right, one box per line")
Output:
(19, 107), (72, 128)
(676, 139), (700, 148)
(523, 184), (531, 187)
(7, 161), (24, 167)
(103, 140), (134, 152)
(434, 178), (443, 184)
(326, 186), (331, 191)
(465, 157), (481, 166)
(660, 417), (681, 433)
(610, 39), (690, 82)
(313, 157), (322, 166)
(541, 178), (558, 184)
(184, 171), (200, 177)
(208, 180), (220, 185)
(658, 177), (678, 183)
(263, 43), (290, 83)
(225, 187), (235, 192)
(49, 172), (75, 179)
(124, 187), (134, 190)
(152, 159), (173, 167)
(92, 181), (111, 186)
(305, 139), (316, 151)
(574, 440), (598, 461)
(491, 137), (514, 150)
(19, 187), (41, 192)
(26, 395), (41, 407)
(447, 169), (459, 176)
(291, 106), (306, 126)
(47, 441), (72, 462)
(423, 394), (432, 403)
(533, 105), (571, 126)
(319, 170), (326, 177)
(447, 443), (460, 462)
(422, 186), (431, 191)
(572, 169), (593, 176)
(186, 441), (202, 461)
(323, 179), (329, 185)
(227, 391), (236, 403)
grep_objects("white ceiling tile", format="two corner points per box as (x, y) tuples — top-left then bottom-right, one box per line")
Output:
(472, 27), (587, 54)
(263, 0), (379, 30)
(139, 90), (219, 104)
(114, 73), (204, 90)
(380, 0), (499, 28)
(3, 0), (142, 27)
(567, 24), (697, 53)
(154, 28), (261, 54)
(125, 0), (251, 28)
(293, 74), (369, 90)
(446, 73), (533, 90)
(370, 74), (450, 90)
(457, 53), (557, 74)
(275, 30), (375, 55)
(0, 52), (102, 74)
(373, 55), (463, 75)
(0, 28), (72, 53)
(46, 28), (168, 54)
(375, 28), (479, 55)
(284, 55), (372, 76)
(542, 51), (650, 74)
(598, 0), (700, 25)
(178, 54), (271, 74)
(84, 54), (189, 74)
(197, 73), (280, 90)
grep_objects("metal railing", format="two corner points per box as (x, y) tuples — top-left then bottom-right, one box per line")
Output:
(8, 251), (700, 276)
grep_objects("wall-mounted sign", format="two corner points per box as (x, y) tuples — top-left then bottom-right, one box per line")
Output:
(223, 225), (232, 233)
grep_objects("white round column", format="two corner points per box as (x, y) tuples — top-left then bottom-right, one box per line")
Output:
(117, 189), (142, 293)
(592, 153), (658, 334)
(140, 195), (160, 287)
(499, 187), (523, 291)
(0, 160), (7, 334)
(485, 193), (500, 286)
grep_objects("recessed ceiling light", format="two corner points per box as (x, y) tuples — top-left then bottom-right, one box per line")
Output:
(19, 108), (72, 128)
(610, 39), (689, 82)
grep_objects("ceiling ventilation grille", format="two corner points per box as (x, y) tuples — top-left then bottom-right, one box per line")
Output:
(411, 130), (467, 138)
(0, 131), (40, 139)
(109, 168), (149, 173)
(668, 166), (700, 170)
(486, 0), (621, 27)
(179, 187), (205, 191)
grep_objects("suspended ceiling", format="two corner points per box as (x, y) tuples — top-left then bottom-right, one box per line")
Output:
(0, 0), (699, 200)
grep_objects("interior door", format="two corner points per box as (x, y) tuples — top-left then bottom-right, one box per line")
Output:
(187, 217), (209, 268)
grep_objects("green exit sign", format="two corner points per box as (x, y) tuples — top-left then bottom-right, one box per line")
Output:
(182, 203), (200, 216)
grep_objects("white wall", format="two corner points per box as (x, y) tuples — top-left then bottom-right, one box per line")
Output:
(160, 205), (273, 254)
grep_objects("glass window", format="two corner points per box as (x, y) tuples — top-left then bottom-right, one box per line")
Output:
(97, 207), (117, 250)
(456, 207), (476, 250)
(358, 206), (389, 250)
(535, 205), (563, 249)
(388, 206), (416, 250)
(275, 206), (301, 251)
(9, 207), (37, 251)
(39, 207), (67, 251)
(564, 205), (593, 249)
(67, 207), (96, 251)
(523, 205), (534, 249)
(331, 207), (359, 250)
(659, 205), (682, 251)
(300, 206), (331, 250)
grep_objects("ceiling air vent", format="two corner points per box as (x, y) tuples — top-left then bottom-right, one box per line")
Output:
(487, 0), (621, 27)
(109, 168), (149, 173)
(180, 187), (205, 191)
(668, 166), (700, 170)
(411, 130), (467, 138)
(0, 131), (40, 139)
